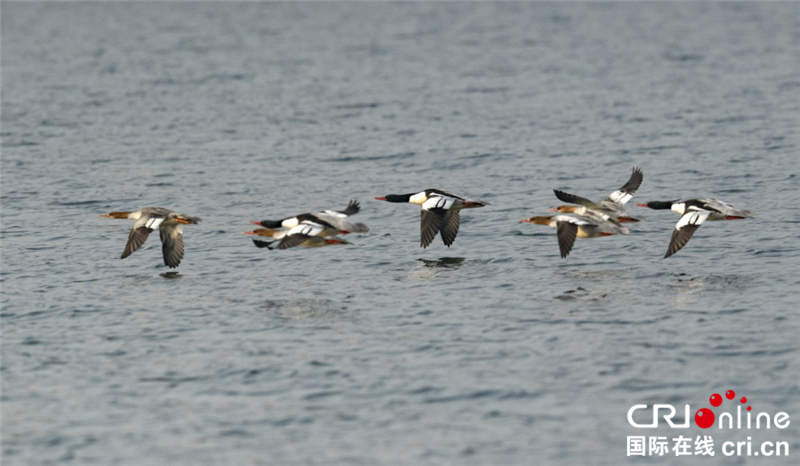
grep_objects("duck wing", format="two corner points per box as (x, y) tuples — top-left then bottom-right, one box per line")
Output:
(420, 209), (446, 248)
(439, 210), (461, 247)
(665, 208), (711, 258)
(276, 234), (315, 250)
(553, 190), (606, 211)
(329, 199), (361, 217)
(419, 196), (458, 248)
(252, 239), (277, 249)
(555, 221), (579, 259)
(604, 166), (643, 206)
(121, 215), (165, 259)
(159, 224), (185, 268)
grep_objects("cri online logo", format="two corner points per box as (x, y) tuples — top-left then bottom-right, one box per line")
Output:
(628, 390), (790, 430)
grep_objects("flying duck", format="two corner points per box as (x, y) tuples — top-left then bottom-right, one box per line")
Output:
(101, 207), (201, 268)
(374, 189), (487, 248)
(636, 199), (753, 258)
(521, 211), (630, 258)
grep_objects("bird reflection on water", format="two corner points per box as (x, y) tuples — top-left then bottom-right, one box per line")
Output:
(418, 257), (467, 269)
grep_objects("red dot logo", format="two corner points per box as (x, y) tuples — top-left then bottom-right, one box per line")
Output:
(695, 408), (715, 429)
(710, 394), (722, 407)
(740, 396), (747, 404)
(726, 390), (736, 400)
(747, 406), (752, 411)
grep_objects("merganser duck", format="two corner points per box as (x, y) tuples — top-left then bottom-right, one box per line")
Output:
(374, 189), (487, 248)
(553, 167), (644, 222)
(520, 212), (630, 258)
(101, 207), (201, 268)
(250, 200), (368, 236)
(635, 199), (753, 258)
(245, 226), (350, 250)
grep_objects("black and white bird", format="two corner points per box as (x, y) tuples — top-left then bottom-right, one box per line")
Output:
(521, 211), (630, 259)
(247, 200), (367, 250)
(636, 199), (753, 258)
(101, 207), (201, 268)
(552, 167), (644, 222)
(374, 189), (487, 248)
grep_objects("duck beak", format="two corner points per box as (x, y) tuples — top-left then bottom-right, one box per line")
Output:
(548, 208), (558, 212)
(519, 219), (532, 223)
(635, 203), (648, 207)
(374, 197), (387, 201)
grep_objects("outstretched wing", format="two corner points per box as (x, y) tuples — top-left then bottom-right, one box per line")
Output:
(605, 167), (644, 206)
(419, 196), (457, 248)
(420, 209), (446, 248)
(664, 208), (711, 258)
(555, 221), (579, 259)
(121, 216), (164, 259)
(252, 239), (277, 249)
(554, 190), (606, 211)
(439, 210), (461, 247)
(330, 200), (361, 217)
(159, 225), (185, 268)
(122, 227), (153, 259)
(276, 234), (314, 250)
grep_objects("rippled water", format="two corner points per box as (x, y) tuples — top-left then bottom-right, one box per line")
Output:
(2, 2), (799, 465)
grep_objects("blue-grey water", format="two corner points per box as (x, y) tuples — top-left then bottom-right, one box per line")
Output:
(2, 2), (799, 465)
